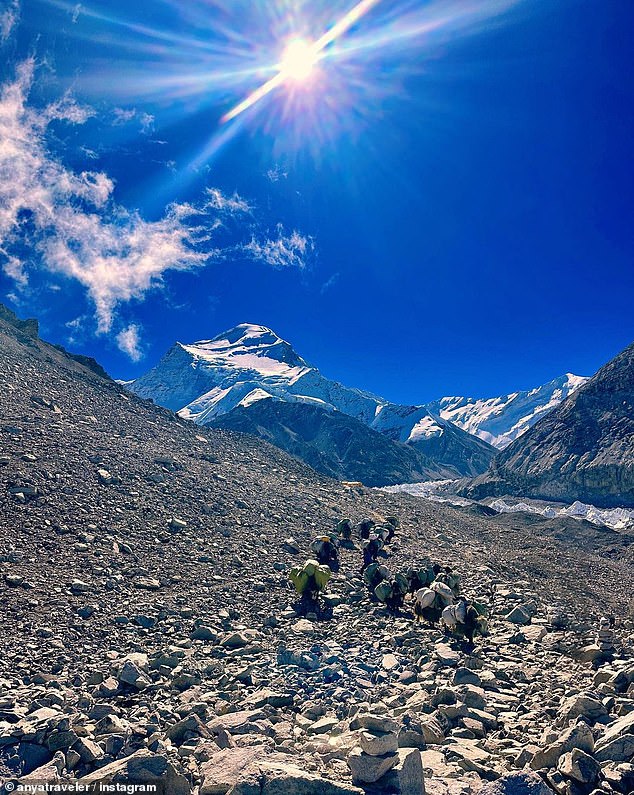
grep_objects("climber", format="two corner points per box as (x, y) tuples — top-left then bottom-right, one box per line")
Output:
(358, 518), (375, 541)
(310, 534), (339, 568)
(363, 562), (389, 592)
(335, 518), (353, 542)
(289, 559), (331, 615)
(361, 534), (383, 572)
(385, 516), (400, 543)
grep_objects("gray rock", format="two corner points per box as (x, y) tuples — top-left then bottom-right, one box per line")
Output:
(379, 747), (425, 795)
(505, 606), (532, 625)
(200, 746), (266, 795)
(557, 749), (601, 784)
(348, 747), (399, 783)
(595, 711), (634, 748)
(478, 771), (553, 795)
(558, 694), (608, 725)
(359, 729), (399, 756)
(231, 757), (364, 794)
(79, 750), (189, 795)
(594, 733), (634, 763)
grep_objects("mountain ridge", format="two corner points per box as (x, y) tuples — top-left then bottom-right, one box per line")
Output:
(464, 340), (634, 507)
(128, 323), (496, 483)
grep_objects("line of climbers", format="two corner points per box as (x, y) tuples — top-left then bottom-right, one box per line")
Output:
(288, 515), (489, 648)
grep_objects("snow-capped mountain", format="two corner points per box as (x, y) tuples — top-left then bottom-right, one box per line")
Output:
(128, 323), (495, 482)
(427, 373), (588, 449)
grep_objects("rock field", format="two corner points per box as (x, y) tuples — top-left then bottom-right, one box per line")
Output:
(0, 310), (633, 795)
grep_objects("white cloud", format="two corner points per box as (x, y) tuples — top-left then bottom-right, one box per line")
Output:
(113, 107), (155, 133)
(0, 0), (19, 43)
(320, 272), (340, 294)
(205, 187), (251, 215)
(0, 60), (213, 337)
(0, 61), (314, 359)
(1, 250), (27, 285)
(243, 224), (313, 270)
(116, 323), (143, 361)
(46, 93), (95, 124)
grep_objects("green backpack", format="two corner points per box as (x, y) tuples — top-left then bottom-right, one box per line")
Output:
(313, 564), (332, 591)
(290, 567), (310, 595)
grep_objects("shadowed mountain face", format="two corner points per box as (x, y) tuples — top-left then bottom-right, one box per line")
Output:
(464, 341), (634, 507)
(209, 399), (459, 487)
(128, 323), (496, 484)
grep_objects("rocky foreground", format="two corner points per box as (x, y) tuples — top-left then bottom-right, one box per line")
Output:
(1, 309), (634, 795)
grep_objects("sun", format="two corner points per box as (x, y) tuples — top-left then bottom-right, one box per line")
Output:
(279, 38), (318, 82)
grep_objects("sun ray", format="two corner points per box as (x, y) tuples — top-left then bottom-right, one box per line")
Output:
(220, 0), (383, 124)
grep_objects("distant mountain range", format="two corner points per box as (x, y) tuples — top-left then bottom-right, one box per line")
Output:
(465, 341), (634, 508)
(127, 324), (588, 487)
(428, 373), (588, 449)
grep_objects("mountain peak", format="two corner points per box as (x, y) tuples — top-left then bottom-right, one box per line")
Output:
(210, 323), (280, 346)
(184, 323), (308, 371)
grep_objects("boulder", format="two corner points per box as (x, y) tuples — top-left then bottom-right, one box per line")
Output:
(230, 757), (364, 794)
(478, 771), (552, 795)
(348, 747), (399, 783)
(435, 644), (460, 667)
(166, 714), (211, 746)
(594, 734), (634, 763)
(558, 694), (608, 725)
(557, 749), (601, 784)
(558, 722), (595, 754)
(79, 750), (189, 795)
(207, 709), (267, 735)
(453, 668), (482, 687)
(352, 714), (399, 734)
(596, 711), (634, 748)
(200, 746), (266, 795)
(505, 606), (532, 625)
(359, 729), (399, 756)
(379, 747), (426, 795)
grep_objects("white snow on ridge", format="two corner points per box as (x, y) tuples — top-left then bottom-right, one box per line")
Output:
(128, 323), (448, 440)
(127, 322), (586, 455)
(490, 499), (634, 531)
(408, 415), (444, 442)
(428, 373), (588, 449)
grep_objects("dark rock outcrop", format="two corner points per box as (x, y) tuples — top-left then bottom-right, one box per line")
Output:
(463, 342), (634, 507)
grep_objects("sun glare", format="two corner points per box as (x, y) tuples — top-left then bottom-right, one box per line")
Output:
(279, 39), (318, 82)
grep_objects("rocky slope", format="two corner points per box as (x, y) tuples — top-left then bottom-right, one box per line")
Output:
(428, 375), (588, 450)
(128, 324), (495, 483)
(1, 306), (634, 795)
(464, 342), (634, 508)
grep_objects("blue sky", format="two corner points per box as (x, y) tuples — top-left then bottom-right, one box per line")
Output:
(0, 0), (632, 404)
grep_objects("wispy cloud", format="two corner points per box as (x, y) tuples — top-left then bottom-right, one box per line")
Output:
(116, 323), (143, 362)
(0, 0), (19, 43)
(205, 188), (252, 215)
(320, 272), (340, 294)
(112, 106), (154, 133)
(243, 224), (314, 270)
(0, 61), (314, 359)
